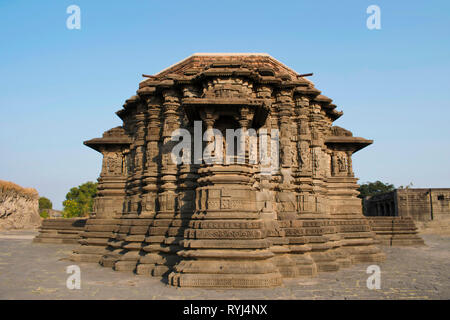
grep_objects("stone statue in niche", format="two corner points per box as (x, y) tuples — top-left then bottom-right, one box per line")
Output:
(312, 148), (321, 174)
(311, 128), (320, 141)
(291, 143), (298, 168)
(124, 151), (132, 174)
(298, 140), (310, 171)
(181, 113), (190, 127)
(323, 152), (331, 177)
(162, 152), (171, 167)
(281, 140), (292, 167)
(337, 153), (348, 172)
(134, 147), (143, 171)
(128, 149), (136, 173)
(143, 193), (156, 212)
(122, 150), (129, 175)
(312, 103), (321, 114)
(102, 152), (124, 176)
(182, 85), (198, 98)
(248, 134), (258, 164)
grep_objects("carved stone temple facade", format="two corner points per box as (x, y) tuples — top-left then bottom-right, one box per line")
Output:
(71, 53), (385, 288)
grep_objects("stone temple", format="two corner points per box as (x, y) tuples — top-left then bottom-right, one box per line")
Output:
(70, 53), (385, 288)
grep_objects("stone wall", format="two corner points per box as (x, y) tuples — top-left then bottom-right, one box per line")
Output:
(0, 180), (41, 230)
(365, 188), (450, 222)
(397, 188), (450, 221)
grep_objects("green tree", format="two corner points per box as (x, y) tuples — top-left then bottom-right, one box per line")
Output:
(62, 181), (97, 218)
(357, 181), (395, 199)
(39, 197), (53, 210)
(40, 210), (49, 219)
(62, 199), (81, 218)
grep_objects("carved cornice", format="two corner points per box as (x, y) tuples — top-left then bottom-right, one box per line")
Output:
(84, 126), (132, 152)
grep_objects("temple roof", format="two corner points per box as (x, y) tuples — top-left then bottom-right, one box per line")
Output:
(117, 53), (344, 122)
(140, 53), (313, 85)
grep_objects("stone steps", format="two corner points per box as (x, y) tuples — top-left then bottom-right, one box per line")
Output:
(33, 218), (87, 244)
(70, 218), (120, 262)
(367, 217), (425, 246)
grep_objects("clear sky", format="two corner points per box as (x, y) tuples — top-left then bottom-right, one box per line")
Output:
(1, 0), (449, 209)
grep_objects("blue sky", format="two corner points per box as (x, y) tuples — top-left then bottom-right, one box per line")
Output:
(1, 0), (449, 209)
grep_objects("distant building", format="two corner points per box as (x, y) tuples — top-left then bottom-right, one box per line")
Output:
(364, 188), (450, 222)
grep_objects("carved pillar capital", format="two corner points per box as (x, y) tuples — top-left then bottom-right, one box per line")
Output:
(257, 85), (273, 99)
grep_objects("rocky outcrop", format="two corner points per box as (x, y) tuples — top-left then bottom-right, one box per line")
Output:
(0, 180), (41, 230)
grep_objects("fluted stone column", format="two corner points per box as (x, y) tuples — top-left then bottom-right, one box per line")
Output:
(136, 89), (183, 277)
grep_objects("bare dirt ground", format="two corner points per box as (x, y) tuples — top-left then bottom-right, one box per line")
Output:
(0, 230), (448, 300)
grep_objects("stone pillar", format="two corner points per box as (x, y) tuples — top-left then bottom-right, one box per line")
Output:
(71, 128), (130, 263)
(326, 145), (385, 264)
(125, 105), (146, 217)
(141, 101), (161, 217)
(346, 151), (354, 177)
(136, 89), (183, 277)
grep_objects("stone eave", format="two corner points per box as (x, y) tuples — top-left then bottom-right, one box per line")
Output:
(325, 136), (373, 153)
(138, 77), (313, 95)
(314, 94), (332, 103)
(84, 137), (131, 152)
(329, 110), (344, 120)
(116, 109), (126, 120)
(115, 95), (141, 120)
(182, 97), (262, 106)
(320, 103), (343, 121)
(294, 86), (321, 96)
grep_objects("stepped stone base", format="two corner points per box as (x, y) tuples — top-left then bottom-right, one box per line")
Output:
(368, 217), (425, 246)
(168, 272), (283, 288)
(70, 218), (120, 262)
(90, 214), (386, 288)
(33, 218), (87, 244)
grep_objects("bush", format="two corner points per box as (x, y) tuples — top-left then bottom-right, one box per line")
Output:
(40, 209), (49, 219)
(357, 181), (395, 199)
(62, 182), (97, 218)
(39, 197), (53, 210)
(62, 199), (81, 218)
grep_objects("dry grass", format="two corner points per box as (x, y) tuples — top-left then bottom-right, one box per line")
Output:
(0, 180), (38, 198)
